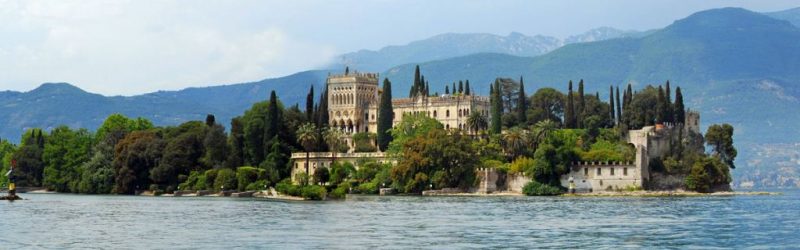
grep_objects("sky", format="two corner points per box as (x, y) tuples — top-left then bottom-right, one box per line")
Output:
(0, 0), (797, 96)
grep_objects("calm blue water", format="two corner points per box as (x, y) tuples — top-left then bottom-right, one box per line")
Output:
(1, 190), (799, 249)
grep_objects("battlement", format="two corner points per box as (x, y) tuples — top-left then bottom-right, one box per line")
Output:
(326, 72), (379, 85)
(572, 161), (635, 167)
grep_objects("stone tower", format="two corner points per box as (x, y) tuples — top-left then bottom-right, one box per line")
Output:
(327, 72), (379, 134)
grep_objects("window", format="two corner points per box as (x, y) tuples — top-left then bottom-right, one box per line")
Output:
(446, 110), (450, 117)
(597, 168), (601, 176)
(433, 110), (437, 117)
(610, 168), (615, 176)
(623, 168), (628, 176)
(584, 167), (588, 176)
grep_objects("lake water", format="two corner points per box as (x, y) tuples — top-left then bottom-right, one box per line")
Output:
(2, 191), (799, 249)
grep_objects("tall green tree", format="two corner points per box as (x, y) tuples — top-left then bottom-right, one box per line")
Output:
(265, 91), (281, 145)
(565, 81), (576, 128)
(674, 87), (685, 124)
(517, 76), (527, 126)
(615, 86), (622, 126)
(306, 85), (314, 122)
(12, 129), (46, 187)
(458, 80), (464, 94)
(529, 88), (565, 125)
(665, 81), (673, 123)
(656, 86), (667, 124)
(227, 117), (245, 168)
(465, 80), (471, 95)
(609, 85), (615, 126)
(490, 80), (503, 134)
(577, 80), (585, 128)
(705, 124), (737, 169)
(377, 78), (394, 151)
(42, 126), (92, 192)
(317, 86), (329, 127)
(113, 130), (164, 194)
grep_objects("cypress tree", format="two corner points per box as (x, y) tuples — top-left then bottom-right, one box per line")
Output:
(675, 87), (686, 124)
(445, 85), (450, 95)
(517, 76), (527, 126)
(452, 82), (456, 95)
(317, 87), (329, 127)
(577, 79), (585, 128)
(565, 81), (575, 128)
(377, 78), (394, 151)
(420, 75), (426, 96)
(615, 86), (622, 126)
(656, 86), (666, 124)
(265, 90), (280, 142)
(306, 85), (314, 122)
(465, 80), (471, 95)
(490, 80), (502, 134)
(425, 82), (430, 97)
(458, 80), (464, 94)
(665, 81), (673, 123)
(206, 114), (216, 127)
(609, 85), (615, 125)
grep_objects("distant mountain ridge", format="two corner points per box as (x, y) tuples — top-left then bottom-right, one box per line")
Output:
(333, 27), (641, 72)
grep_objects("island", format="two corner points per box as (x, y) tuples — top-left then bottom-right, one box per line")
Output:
(1, 66), (738, 200)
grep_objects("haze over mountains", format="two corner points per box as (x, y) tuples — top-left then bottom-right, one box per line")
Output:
(1, 7), (799, 187)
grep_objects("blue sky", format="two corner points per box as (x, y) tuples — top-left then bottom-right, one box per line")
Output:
(0, 0), (797, 95)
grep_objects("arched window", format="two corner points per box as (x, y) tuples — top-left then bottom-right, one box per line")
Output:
(446, 110), (450, 117)
(433, 110), (437, 117)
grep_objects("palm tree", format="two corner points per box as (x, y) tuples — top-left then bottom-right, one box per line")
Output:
(323, 127), (346, 164)
(502, 127), (529, 159)
(531, 119), (557, 153)
(466, 112), (488, 138)
(296, 123), (318, 181)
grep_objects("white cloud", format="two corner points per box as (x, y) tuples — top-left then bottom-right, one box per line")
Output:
(0, 1), (335, 95)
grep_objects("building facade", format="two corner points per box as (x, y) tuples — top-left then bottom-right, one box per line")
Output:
(326, 72), (490, 149)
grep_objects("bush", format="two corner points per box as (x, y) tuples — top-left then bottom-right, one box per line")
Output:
(352, 132), (377, 152)
(213, 168), (237, 191)
(301, 185), (327, 200)
(509, 157), (535, 175)
(203, 169), (218, 190)
(276, 179), (301, 196)
(313, 166), (330, 185)
(522, 181), (563, 196)
(236, 166), (265, 191)
(329, 182), (350, 199)
(178, 171), (201, 191)
(245, 180), (269, 191)
(357, 182), (378, 194)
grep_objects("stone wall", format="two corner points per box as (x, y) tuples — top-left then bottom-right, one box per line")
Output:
(290, 152), (392, 184)
(506, 174), (530, 193)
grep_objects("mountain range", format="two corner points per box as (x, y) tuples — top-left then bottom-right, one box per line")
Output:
(1, 7), (799, 187)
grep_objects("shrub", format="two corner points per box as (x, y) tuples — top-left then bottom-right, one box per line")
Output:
(329, 182), (350, 199)
(301, 185), (327, 200)
(203, 169), (218, 190)
(522, 181), (563, 196)
(245, 180), (269, 191)
(178, 171), (201, 191)
(236, 166), (264, 191)
(313, 166), (330, 185)
(276, 179), (301, 196)
(357, 182), (378, 194)
(509, 157), (535, 175)
(213, 168), (237, 191)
